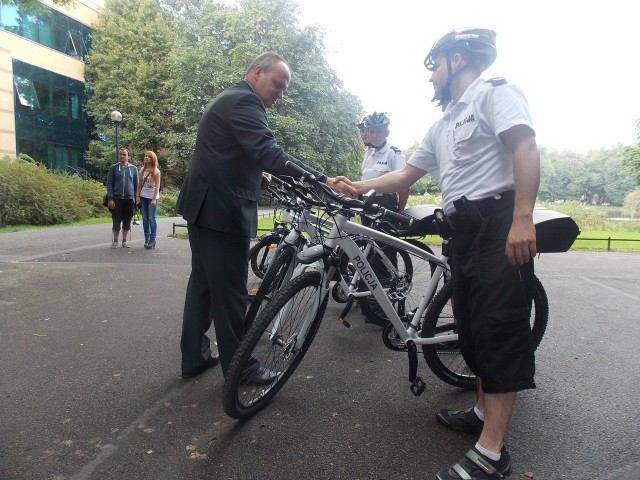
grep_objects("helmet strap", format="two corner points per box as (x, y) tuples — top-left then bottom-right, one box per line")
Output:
(433, 52), (470, 107)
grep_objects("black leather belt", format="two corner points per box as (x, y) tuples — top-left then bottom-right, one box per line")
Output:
(467, 190), (515, 217)
(447, 190), (515, 231)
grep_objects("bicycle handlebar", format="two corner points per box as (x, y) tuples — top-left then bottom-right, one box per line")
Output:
(284, 161), (415, 228)
(379, 207), (414, 227)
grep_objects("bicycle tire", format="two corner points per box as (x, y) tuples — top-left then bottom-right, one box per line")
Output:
(223, 270), (328, 420)
(359, 239), (436, 326)
(421, 275), (549, 390)
(247, 234), (281, 301)
(245, 246), (295, 329)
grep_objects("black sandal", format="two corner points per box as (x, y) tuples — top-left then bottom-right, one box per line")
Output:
(436, 447), (511, 479)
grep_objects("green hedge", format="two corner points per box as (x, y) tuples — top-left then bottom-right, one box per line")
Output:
(0, 155), (108, 226)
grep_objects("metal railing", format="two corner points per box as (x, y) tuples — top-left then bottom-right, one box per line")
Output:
(172, 211), (278, 235)
(574, 237), (640, 251)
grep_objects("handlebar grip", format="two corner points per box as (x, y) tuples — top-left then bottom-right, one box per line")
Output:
(285, 161), (316, 181)
(380, 208), (414, 227)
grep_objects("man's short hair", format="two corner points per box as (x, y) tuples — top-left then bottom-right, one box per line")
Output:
(245, 52), (290, 76)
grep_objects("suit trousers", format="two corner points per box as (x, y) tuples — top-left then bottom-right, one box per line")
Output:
(180, 223), (249, 376)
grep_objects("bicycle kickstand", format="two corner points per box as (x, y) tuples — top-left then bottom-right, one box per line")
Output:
(407, 342), (426, 396)
(337, 298), (354, 328)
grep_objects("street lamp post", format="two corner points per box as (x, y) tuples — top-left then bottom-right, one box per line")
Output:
(110, 110), (122, 163)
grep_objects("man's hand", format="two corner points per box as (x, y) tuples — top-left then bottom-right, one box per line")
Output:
(261, 172), (272, 190)
(506, 217), (537, 265)
(325, 176), (357, 197)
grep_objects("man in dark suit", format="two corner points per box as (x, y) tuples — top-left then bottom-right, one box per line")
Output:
(177, 51), (355, 381)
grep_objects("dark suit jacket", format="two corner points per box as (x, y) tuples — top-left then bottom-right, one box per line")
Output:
(177, 80), (324, 238)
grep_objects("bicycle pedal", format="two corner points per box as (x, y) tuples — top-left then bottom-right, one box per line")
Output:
(409, 376), (426, 396)
(388, 292), (406, 301)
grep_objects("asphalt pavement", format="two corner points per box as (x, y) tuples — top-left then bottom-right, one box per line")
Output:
(0, 217), (639, 480)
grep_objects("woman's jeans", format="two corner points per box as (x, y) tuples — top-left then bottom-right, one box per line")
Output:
(139, 197), (158, 241)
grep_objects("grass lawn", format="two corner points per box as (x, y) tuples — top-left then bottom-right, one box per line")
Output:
(0, 216), (113, 233)
(5, 210), (640, 253)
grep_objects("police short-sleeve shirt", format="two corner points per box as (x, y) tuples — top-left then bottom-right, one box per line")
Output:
(408, 77), (535, 213)
(361, 143), (407, 181)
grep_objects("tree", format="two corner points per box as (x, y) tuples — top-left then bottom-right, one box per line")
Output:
(1, 0), (76, 10)
(400, 141), (440, 196)
(164, 0), (363, 179)
(84, 0), (174, 172)
(623, 189), (640, 218)
(538, 145), (636, 205)
(622, 118), (640, 186)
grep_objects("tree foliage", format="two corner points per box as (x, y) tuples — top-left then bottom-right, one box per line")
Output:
(401, 141), (440, 196)
(621, 118), (640, 186)
(85, 0), (363, 182)
(1, 0), (76, 11)
(623, 189), (640, 218)
(538, 145), (636, 205)
(84, 0), (174, 171)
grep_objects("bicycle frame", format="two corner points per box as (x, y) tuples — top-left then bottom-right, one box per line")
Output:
(274, 210), (457, 350)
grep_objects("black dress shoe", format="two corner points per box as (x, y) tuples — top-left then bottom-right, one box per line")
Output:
(181, 355), (220, 379)
(240, 364), (279, 386)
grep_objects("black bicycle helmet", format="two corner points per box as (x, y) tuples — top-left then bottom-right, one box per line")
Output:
(424, 28), (497, 72)
(363, 111), (390, 128)
(423, 28), (497, 107)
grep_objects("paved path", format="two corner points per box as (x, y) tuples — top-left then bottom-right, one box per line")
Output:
(0, 219), (639, 479)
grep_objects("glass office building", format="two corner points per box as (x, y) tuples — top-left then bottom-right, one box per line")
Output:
(0, 1), (102, 170)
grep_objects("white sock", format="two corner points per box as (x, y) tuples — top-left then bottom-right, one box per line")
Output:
(475, 442), (501, 461)
(473, 406), (485, 421)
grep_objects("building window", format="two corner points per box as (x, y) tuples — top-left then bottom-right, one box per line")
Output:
(12, 60), (88, 171)
(0, 4), (91, 60)
(52, 87), (68, 117)
(13, 76), (40, 109)
(0, 4), (20, 33)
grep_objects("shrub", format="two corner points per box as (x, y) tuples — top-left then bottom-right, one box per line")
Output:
(157, 187), (180, 216)
(0, 155), (109, 226)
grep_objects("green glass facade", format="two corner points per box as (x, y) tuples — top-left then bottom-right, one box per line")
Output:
(12, 60), (87, 170)
(1, 3), (92, 170)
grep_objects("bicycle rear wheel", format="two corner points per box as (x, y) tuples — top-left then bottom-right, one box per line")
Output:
(247, 234), (281, 301)
(421, 275), (549, 389)
(359, 239), (436, 326)
(223, 270), (328, 419)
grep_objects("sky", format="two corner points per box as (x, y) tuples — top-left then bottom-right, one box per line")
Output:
(293, 0), (640, 152)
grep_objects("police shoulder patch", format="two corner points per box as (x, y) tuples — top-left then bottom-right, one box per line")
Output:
(485, 77), (507, 86)
(390, 145), (402, 154)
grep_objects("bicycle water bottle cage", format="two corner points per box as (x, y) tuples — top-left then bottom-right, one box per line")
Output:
(296, 244), (328, 264)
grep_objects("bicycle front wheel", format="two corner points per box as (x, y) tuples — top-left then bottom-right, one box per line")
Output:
(421, 275), (549, 390)
(223, 270), (328, 419)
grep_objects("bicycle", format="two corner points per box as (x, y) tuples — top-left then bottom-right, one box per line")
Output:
(247, 175), (434, 330)
(223, 163), (549, 419)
